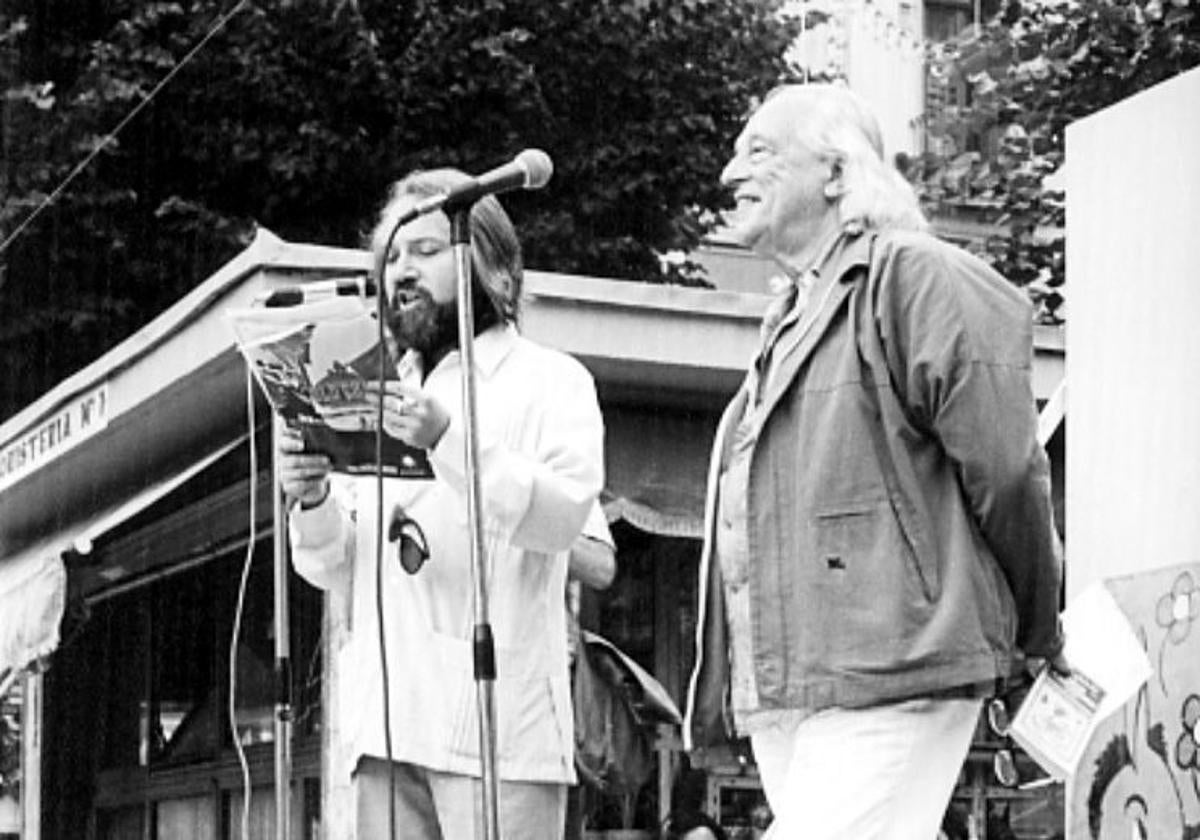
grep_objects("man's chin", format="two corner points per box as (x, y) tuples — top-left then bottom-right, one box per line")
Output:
(390, 303), (457, 359)
(723, 223), (762, 251)
(390, 315), (433, 354)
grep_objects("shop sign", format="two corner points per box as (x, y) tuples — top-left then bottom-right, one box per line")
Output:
(0, 384), (109, 492)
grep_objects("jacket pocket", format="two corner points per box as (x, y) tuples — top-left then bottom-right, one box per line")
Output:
(817, 499), (934, 596)
(812, 499), (935, 660)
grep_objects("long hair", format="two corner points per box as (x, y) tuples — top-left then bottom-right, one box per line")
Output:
(370, 168), (525, 325)
(766, 83), (928, 233)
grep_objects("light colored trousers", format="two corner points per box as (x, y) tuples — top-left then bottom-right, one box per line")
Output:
(751, 697), (982, 840)
(353, 757), (567, 840)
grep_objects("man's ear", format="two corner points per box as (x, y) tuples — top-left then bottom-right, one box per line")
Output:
(823, 158), (845, 200)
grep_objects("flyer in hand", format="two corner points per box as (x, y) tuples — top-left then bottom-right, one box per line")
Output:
(1010, 665), (1106, 781)
(227, 291), (434, 479)
(1009, 582), (1152, 780)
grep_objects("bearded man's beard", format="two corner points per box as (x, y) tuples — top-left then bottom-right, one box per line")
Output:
(388, 287), (458, 359)
(387, 282), (502, 361)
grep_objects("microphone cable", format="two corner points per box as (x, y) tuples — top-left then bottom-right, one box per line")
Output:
(0, 0), (251, 258)
(374, 220), (406, 840)
(229, 364), (258, 840)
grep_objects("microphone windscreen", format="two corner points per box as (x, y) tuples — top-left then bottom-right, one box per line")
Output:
(516, 149), (553, 189)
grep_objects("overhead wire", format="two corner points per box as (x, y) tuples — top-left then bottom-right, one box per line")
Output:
(0, 0), (252, 258)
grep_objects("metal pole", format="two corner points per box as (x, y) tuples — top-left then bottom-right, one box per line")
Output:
(21, 672), (43, 840)
(449, 207), (502, 840)
(272, 417), (294, 840)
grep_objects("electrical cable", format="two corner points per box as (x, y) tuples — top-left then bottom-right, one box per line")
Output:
(374, 222), (404, 840)
(229, 364), (258, 840)
(0, 0), (251, 258)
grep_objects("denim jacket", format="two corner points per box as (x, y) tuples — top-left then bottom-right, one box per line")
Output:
(684, 229), (1064, 751)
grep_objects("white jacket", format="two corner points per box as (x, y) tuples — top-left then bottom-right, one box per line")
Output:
(290, 325), (604, 783)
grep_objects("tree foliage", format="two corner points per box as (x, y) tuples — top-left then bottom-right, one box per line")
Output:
(0, 0), (800, 422)
(917, 0), (1199, 323)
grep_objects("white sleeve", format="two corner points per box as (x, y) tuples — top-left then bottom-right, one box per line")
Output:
(287, 479), (354, 593)
(428, 354), (604, 554)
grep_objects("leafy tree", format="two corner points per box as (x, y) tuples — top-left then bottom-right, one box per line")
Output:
(917, 0), (1199, 323)
(0, 0), (800, 422)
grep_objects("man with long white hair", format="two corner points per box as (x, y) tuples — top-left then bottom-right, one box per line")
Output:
(683, 83), (1067, 839)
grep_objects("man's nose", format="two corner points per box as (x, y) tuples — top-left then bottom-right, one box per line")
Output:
(720, 154), (746, 188)
(384, 261), (418, 298)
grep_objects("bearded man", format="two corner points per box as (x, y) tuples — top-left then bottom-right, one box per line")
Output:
(278, 169), (604, 839)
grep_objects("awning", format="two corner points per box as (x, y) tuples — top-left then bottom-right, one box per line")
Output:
(602, 406), (718, 540)
(0, 434), (247, 680)
(603, 496), (702, 540)
(0, 551), (64, 690)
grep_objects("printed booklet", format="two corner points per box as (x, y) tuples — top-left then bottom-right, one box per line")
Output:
(227, 290), (433, 479)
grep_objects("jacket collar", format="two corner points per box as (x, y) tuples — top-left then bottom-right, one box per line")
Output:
(819, 224), (873, 287)
(753, 226), (873, 420)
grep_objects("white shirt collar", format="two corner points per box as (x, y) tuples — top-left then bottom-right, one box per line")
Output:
(428, 323), (518, 381)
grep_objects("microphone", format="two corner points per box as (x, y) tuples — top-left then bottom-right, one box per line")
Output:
(398, 148), (553, 224)
(258, 276), (377, 308)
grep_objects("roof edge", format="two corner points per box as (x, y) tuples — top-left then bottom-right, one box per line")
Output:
(0, 228), (368, 443)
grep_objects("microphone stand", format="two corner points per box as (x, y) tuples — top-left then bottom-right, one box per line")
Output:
(448, 205), (502, 840)
(370, 202), (501, 840)
(272, 416), (294, 840)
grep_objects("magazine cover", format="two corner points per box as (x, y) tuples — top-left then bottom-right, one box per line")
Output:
(227, 293), (433, 479)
